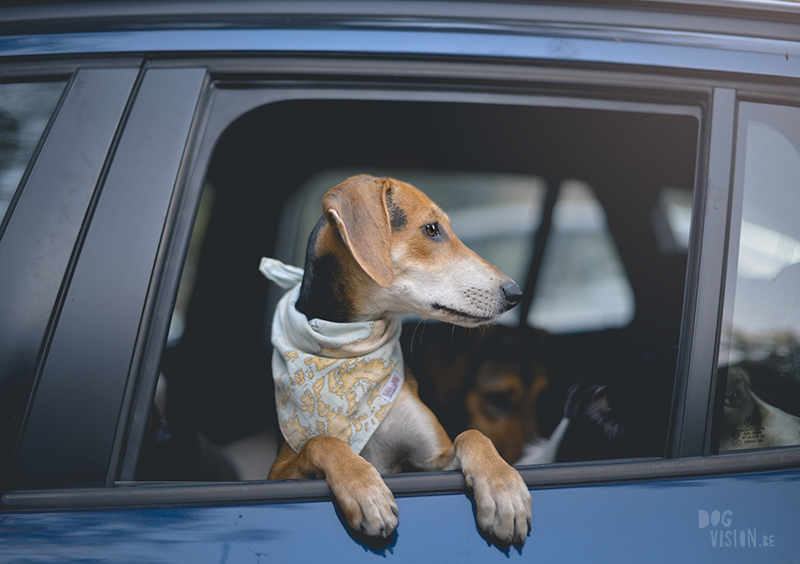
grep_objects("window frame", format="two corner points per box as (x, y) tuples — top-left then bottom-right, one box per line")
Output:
(116, 60), (800, 489)
(141, 64), (704, 476)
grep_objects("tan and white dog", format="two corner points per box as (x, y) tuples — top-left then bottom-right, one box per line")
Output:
(264, 175), (531, 546)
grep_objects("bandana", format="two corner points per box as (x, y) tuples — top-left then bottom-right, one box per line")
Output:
(259, 257), (404, 454)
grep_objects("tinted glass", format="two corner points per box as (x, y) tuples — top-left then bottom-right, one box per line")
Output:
(0, 81), (65, 222)
(717, 102), (800, 453)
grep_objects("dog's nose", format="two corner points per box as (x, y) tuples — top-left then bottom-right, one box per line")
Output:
(501, 280), (523, 308)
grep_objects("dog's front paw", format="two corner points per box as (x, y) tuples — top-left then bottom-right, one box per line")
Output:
(328, 456), (399, 538)
(456, 430), (532, 546)
(470, 463), (532, 546)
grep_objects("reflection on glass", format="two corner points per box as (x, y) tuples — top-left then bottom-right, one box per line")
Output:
(738, 218), (800, 281)
(0, 81), (66, 221)
(718, 102), (800, 453)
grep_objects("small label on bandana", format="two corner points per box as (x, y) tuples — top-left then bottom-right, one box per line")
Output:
(380, 371), (403, 402)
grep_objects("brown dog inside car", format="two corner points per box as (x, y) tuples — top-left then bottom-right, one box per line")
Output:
(402, 323), (549, 465)
(261, 175), (532, 546)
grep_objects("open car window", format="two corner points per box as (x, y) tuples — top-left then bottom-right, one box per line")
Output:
(148, 94), (698, 482)
(715, 101), (800, 453)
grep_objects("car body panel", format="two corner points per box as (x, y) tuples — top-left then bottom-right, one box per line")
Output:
(1, 468), (799, 563)
(0, 27), (799, 80)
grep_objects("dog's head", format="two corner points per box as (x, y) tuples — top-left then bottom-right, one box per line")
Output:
(299, 175), (522, 325)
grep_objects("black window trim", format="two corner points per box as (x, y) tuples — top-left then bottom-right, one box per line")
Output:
(670, 87), (737, 459)
(0, 65), (142, 493)
(4, 447), (800, 511)
(113, 69), (215, 486)
(9, 66), (207, 491)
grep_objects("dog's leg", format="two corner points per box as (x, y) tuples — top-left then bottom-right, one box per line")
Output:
(382, 387), (532, 546)
(453, 429), (533, 546)
(269, 438), (399, 538)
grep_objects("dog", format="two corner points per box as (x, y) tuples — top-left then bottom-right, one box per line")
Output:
(719, 366), (800, 451)
(261, 175), (531, 546)
(401, 323), (549, 464)
(517, 347), (676, 465)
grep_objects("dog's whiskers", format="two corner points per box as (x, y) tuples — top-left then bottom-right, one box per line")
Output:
(410, 319), (427, 354)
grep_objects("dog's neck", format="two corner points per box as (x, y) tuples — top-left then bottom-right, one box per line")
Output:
(295, 217), (364, 323)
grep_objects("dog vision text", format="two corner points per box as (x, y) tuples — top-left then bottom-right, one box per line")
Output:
(709, 529), (775, 549)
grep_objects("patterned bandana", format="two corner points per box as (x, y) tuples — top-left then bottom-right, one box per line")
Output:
(259, 258), (404, 454)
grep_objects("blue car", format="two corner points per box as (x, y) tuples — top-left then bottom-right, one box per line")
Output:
(1, 1), (799, 562)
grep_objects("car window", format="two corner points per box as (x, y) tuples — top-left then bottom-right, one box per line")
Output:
(716, 102), (800, 453)
(0, 81), (65, 222)
(151, 97), (697, 482)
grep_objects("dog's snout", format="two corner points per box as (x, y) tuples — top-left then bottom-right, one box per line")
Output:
(501, 281), (523, 308)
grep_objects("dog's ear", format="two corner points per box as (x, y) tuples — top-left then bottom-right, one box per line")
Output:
(323, 175), (394, 287)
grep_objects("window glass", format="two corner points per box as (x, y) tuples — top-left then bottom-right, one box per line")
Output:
(0, 81), (65, 222)
(717, 102), (800, 453)
(291, 169), (546, 325)
(527, 179), (635, 334)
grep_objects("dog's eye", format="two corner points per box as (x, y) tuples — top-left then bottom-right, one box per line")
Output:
(423, 222), (441, 239)
(485, 391), (515, 411)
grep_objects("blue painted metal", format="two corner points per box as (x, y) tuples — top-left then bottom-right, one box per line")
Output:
(2, 469), (799, 563)
(0, 28), (799, 79)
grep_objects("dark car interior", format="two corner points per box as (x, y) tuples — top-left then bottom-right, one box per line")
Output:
(143, 96), (699, 481)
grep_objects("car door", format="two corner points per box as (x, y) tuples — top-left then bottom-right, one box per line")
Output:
(2, 5), (800, 563)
